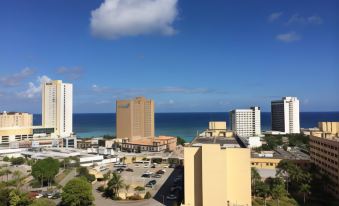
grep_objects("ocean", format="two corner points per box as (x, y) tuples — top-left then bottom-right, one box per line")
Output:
(33, 112), (339, 142)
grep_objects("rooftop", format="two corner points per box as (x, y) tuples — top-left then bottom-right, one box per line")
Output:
(191, 136), (243, 148)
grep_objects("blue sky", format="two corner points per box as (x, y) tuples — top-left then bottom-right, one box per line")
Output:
(0, 0), (338, 113)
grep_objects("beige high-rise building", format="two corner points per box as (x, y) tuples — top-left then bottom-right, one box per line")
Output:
(42, 80), (73, 138)
(0, 112), (33, 128)
(116, 97), (154, 139)
(182, 144), (251, 206)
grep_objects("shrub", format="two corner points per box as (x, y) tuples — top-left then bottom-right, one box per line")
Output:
(97, 185), (105, 192)
(3, 156), (10, 162)
(10, 157), (25, 165)
(134, 186), (145, 191)
(128, 194), (142, 200)
(144, 191), (152, 199)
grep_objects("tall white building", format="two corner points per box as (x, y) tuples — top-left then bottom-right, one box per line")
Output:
(271, 97), (300, 134)
(42, 80), (73, 137)
(230, 106), (261, 137)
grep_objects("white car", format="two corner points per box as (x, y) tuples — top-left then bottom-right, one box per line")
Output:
(163, 164), (169, 168)
(143, 164), (149, 168)
(35, 194), (43, 199)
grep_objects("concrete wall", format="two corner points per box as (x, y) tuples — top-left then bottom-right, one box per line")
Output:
(183, 145), (251, 206)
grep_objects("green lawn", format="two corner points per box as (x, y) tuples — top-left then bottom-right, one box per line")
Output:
(55, 169), (71, 184)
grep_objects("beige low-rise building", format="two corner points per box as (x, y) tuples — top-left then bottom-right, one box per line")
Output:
(0, 112), (33, 128)
(182, 144), (251, 206)
(121, 136), (177, 152)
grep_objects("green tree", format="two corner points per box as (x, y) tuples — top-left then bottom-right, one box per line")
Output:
(124, 184), (130, 199)
(176, 136), (186, 146)
(271, 183), (287, 206)
(10, 157), (25, 165)
(103, 170), (111, 181)
(299, 183), (310, 204)
(30, 198), (56, 206)
(3, 156), (10, 162)
(61, 157), (70, 169)
(251, 167), (261, 196)
(0, 186), (12, 206)
(256, 182), (270, 206)
(12, 170), (23, 189)
(9, 190), (20, 206)
(144, 191), (151, 199)
(77, 167), (96, 182)
(106, 173), (124, 198)
(32, 157), (59, 187)
(61, 177), (94, 206)
(2, 169), (12, 182)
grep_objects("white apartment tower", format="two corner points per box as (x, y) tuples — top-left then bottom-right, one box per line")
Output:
(271, 97), (300, 134)
(230, 106), (261, 137)
(42, 80), (73, 137)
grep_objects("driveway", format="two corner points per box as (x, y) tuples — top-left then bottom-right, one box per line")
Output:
(92, 183), (163, 206)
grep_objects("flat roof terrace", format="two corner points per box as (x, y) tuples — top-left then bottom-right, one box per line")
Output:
(191, 136), (243, 148)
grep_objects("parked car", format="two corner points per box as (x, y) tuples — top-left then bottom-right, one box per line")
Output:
(151, 174), (161, 178)
(151, 165), (156, 168)
(163, 164), (169, 168)
(126, 168), (134, 172)
(141, 174), (151, 178)
(115, 168), (124, 173)
(35, 194), (43, 199)
(51, 193), (60, 199)
(174, 176), (183, 182)
(156, 170), (165, 174)
(146, 180), (157, 188)
(166, 194), (177, 200)
(169, 164), (176, 168)
(143, 164), (149, 168)
(170, 185), (182, 192)
(134, 164), (140, 168)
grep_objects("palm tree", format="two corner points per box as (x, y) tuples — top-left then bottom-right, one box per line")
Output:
(256, 182), (270, 206)
(251, 167), (261, 196)
(299, 183), (310, 204)
(271, 183), (287, 206)
(0, 169), (5, 181)
(12, 170), (23, 189)
(124, 184), (130, 199)
(107, 173), (124, 198)
(3, 169), (12, 182)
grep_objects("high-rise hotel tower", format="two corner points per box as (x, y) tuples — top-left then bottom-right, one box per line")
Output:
(42, 80), (73, 137)
(116, 97), (154, 140)
(271, 97), (300, 134)
(230, 106), (261, 137)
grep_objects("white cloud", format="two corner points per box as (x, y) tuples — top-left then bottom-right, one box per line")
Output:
(307, 15), (323, 24)
(0, 68), (35, 87)
(56, 67), (84, 80)
(90, 0), (179, 39)
(287, 14), (323, 25)
(18, 75), (52, 99)
(268, 12), (283, 22)
(276, 31), (301, 43)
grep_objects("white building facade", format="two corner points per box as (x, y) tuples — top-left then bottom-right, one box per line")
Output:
(271, 97), (300, 134)
(230, 106), (261, 137)
(42, 80), (73, 137)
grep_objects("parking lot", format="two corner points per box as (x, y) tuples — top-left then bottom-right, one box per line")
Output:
(113, 163), (175, 196)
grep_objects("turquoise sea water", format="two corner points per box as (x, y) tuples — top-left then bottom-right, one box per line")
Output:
(33, 112), (339, 142)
